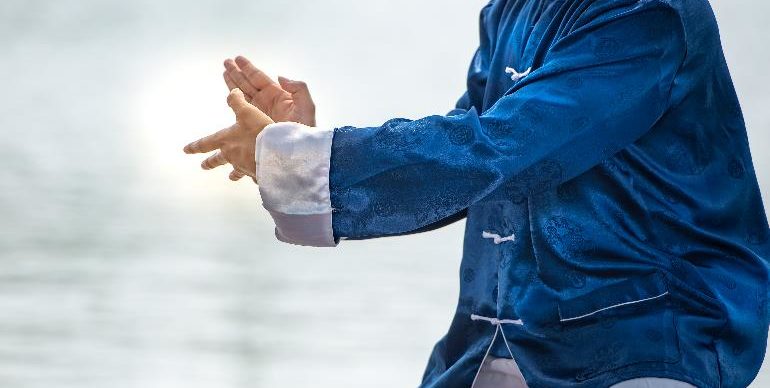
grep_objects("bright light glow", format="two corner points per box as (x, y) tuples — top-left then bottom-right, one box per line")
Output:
(128, 51), (298, 202)
(130, 55), (247, 200)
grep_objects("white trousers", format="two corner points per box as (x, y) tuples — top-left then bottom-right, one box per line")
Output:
(473, 356), (696, 388)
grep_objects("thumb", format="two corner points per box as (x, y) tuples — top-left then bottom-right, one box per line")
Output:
(227, 88), (272, 130)
(227, 88), (252, 117)
(278, 76), (313, 101)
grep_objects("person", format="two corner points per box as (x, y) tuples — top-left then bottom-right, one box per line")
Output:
(183, 0), (770, 387)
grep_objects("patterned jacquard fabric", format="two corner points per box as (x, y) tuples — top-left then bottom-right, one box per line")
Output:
(328, 0), (770, 387)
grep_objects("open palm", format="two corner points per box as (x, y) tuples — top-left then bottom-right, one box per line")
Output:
(223, 56), (316, 127)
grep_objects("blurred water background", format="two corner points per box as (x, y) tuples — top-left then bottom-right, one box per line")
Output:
(0, 0), (768, 387)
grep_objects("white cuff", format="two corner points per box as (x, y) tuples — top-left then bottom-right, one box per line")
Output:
(255, 122), (337, 247)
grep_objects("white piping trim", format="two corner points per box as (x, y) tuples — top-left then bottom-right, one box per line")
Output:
(482, 231), (516, 245)
(498, 325), (517, 360)
(559, 291), (670, 322)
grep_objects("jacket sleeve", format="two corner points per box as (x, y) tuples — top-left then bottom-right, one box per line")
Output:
(398, 0), (498, 235)
(330, 4), (686, 240)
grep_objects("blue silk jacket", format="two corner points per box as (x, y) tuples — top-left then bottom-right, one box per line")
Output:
(328, 0), (770, 386)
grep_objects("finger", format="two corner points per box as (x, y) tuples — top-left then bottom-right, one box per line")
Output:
(232, 56), (286, 111)
(201, 152), (228, 170)
(184, 134), (221, 154)
(223, 58), (241, 74)
(235, 56), (275, 90)
(224, 58), (260, 97)
(229, 169), (245, 181)
(223, 71), (238, 91)
(225, 71), (260, 105)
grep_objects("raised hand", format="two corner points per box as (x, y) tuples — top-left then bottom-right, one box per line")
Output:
(223, 56), (316, 126)
(183, 88), (275, 181)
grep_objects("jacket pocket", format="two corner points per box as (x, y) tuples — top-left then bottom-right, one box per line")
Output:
(554, 271), (681, 382)
(558, 271), (669, 323)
